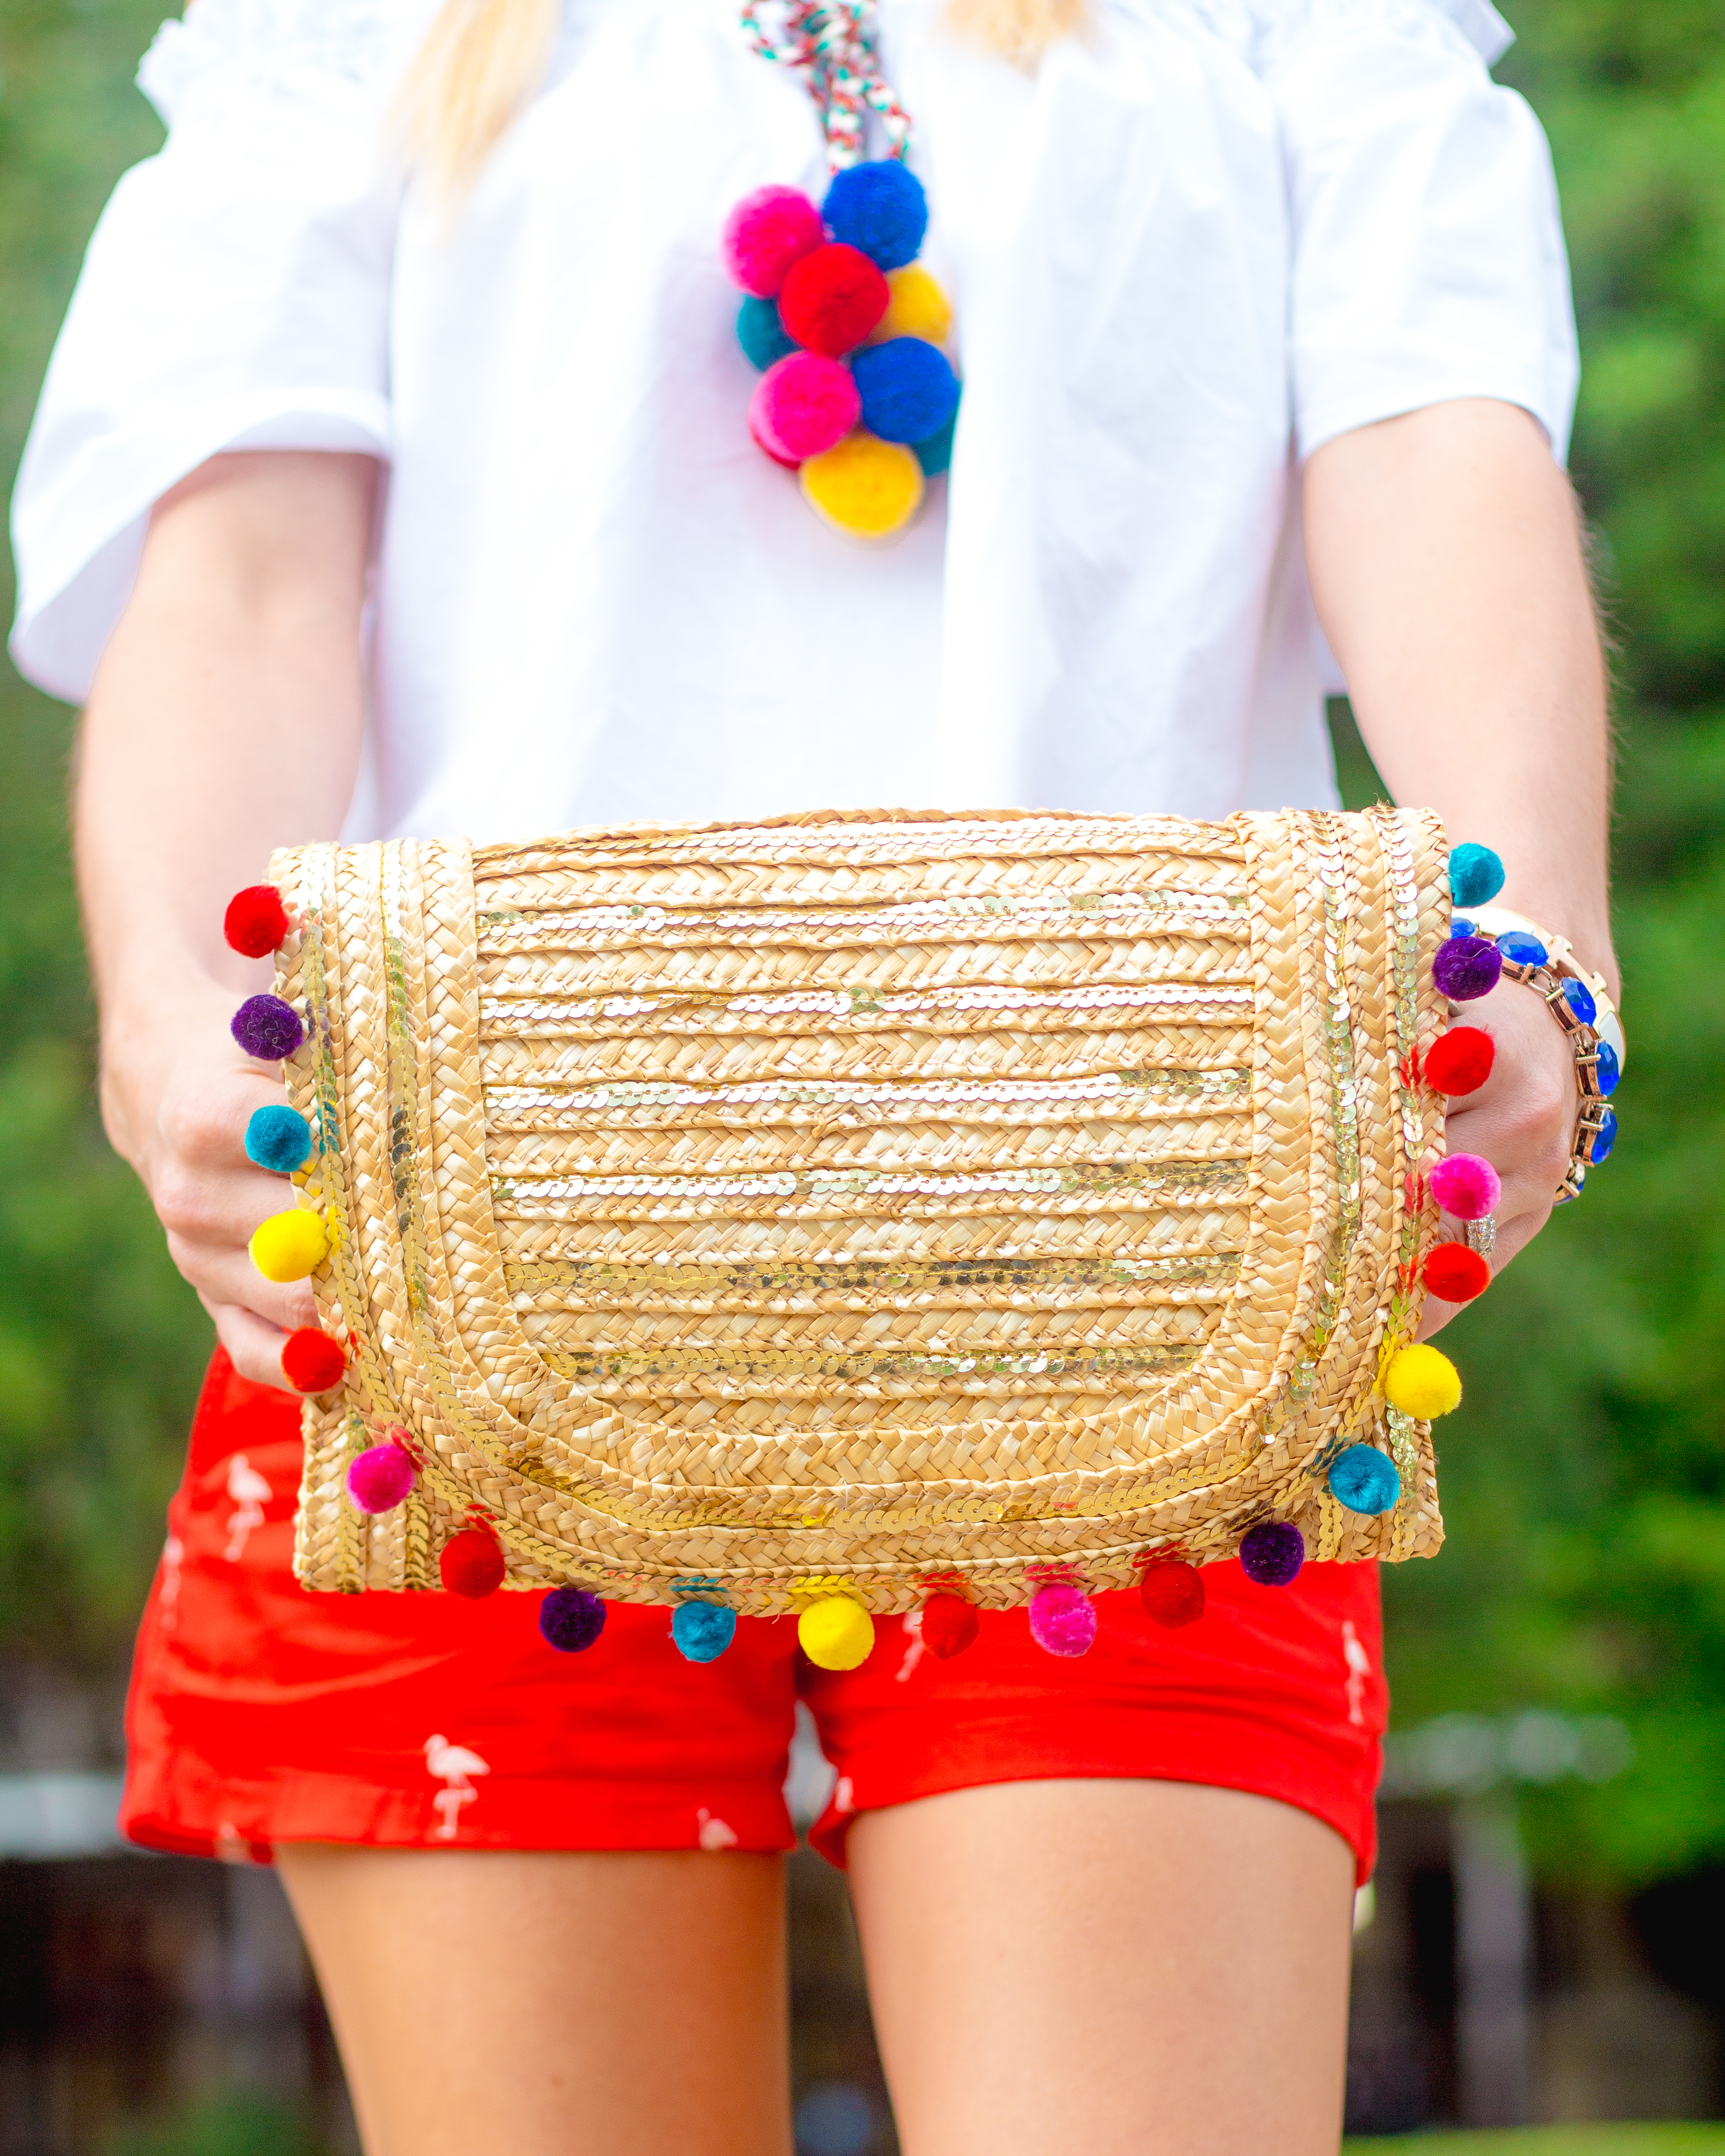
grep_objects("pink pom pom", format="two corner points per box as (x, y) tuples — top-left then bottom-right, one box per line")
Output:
(748, 352), (861, 464)
(1028, 1583), (1097, 1657)
(1429, 1151), (1501, 1221)
(722, 186), (824, 299)
(346, 1441), (416, 1515)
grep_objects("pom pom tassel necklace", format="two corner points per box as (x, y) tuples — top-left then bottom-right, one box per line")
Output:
(725, 0), (960, 540)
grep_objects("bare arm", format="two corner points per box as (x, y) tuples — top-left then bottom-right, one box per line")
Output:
(1305, 397), (1616, 1311)
(77, 449), (379, 1384)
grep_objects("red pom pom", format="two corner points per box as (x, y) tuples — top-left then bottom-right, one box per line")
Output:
(778, 244), (889, 357)
(1423, 1242), (1491, 1303)
(921, 1591), (978, 1658)
(749, 352), (861, 464)
(224, 885), (290, 958)
(722, 185), (824, 298)
(1140, 1559), (1205, 1628)
(440, 1526), (506, 1599)
(281, 1327), (346, 1393)
(1425, 1025), (1495, 1095)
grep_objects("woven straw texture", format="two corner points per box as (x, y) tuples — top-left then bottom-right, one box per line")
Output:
(275, 807), (1448, 1610)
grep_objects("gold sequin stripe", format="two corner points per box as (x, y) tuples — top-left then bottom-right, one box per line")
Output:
(484, 1064), (1248, 1125)
(502, 1250), (1243, 1312)
(478, 890), (1249, 958)
(481, 1027), (1255, 1089)
(479, 981), (1255, 1041)
(534, 1340), (1205, 1396)
(493, 1204), (1256, 1268)
(489, 1157), (1249, 1223)
(524, 1296), (1217, 1353)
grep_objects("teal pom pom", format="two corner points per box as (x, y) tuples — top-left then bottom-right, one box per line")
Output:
(912, 410), (957, 476)
(671, 1599), (736, 1662)
(1329, 1444), (1401, 1516)
(245, 1104), (313, 1174)
(737, 294), (796, 372)
(1449, 843), (1505, 908)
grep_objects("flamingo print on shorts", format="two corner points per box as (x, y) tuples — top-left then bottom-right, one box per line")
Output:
(1342, 1619), (1373, 1728)
(424, 1733), (489, 1840)
(224, 1455), (271, 1563)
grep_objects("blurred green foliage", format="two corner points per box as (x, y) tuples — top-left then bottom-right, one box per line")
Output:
(0, 0), (1719, 1882)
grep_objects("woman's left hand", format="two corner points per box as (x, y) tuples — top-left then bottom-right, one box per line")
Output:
(1418, 977), (1580, 1339)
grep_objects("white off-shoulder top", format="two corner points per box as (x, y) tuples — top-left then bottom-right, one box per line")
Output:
(9, 0), (1577, 842)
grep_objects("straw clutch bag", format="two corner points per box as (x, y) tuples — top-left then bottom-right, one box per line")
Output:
(246, 807), (1458, 1653)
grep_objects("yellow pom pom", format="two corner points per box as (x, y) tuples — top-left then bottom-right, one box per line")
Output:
(250, 1207), (329, 1283)
(797, 1594), (875, 1671)
(870, 263), (953, 347)
(801, 432), (924, 541)
(1384, 1343), (1462, 1420)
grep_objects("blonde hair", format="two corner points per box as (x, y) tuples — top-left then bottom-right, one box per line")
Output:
(401, 0), (1086, 199)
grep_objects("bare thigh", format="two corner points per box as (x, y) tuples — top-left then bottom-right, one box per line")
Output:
(847, 1778), (1356, 2156)
(276, 1845), (793, 2156)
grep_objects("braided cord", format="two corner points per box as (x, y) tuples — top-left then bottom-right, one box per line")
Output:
(740, 0), (911, 167)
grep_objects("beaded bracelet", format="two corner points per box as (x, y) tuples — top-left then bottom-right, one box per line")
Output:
(1435, 844), (1623, 1204)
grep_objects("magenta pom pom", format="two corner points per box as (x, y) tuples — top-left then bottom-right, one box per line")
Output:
(748, 351), (862, 464)
(722, 186), (824, 299)
(346, 1441), (415, 1515)
(1028, 1582), (1097, 1657)
(1433, 934), (1503, 1003)
(1429, 1151), (1501, 1221)
(1239, 1521), (1305, 1586)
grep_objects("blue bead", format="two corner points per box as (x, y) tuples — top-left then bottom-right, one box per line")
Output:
(822, 159), (928, 271)
(1595, 1042), (1620, 1096)
(913, 409), (957, 475)
(1448, 917), (1477, 940)
(671, 1599), (736, 1663)
(1590, 1106), (1618, 1162)
(736, 294), (795, 372)
(1449, 843), (1506, 908)
(1496, 930), (1548, 967)
(1562, 977), (1597, 1027)
(245, 1103), (313, 1174)
(1328, 1444), (1402, 1517)
(852, 338), (961, 446)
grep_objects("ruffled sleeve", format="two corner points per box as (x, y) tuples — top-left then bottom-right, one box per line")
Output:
(9, 0), (409, 701)
(1258, 0), (1579, 465)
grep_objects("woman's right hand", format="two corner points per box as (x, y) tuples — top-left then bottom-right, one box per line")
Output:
(101, 979), (319, 1390)
(71, 448), (377, 1391)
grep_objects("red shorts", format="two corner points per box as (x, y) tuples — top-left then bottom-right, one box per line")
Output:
(121, 1353), (1388, 1881)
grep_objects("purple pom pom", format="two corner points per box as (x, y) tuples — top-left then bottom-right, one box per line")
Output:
(540, 1585), (606, 1653)
(1432, 935), (1503, 1004)
(346, 1442), (415, 1515)
(232, 994), (304, 1062)
(1239, 1521), (1305, 1587)
(1027, 1582), (1097, 1657)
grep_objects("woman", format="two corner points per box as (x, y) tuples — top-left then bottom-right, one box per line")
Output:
(11, 0), (1612, 2148)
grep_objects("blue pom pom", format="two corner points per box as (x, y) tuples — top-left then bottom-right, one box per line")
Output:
(1449, 843), (1505, 908)
(912, 409), (957, 475)
(852, 338), (960, 446)
(1496, 929), (1548, 968)
(245, 1104), (313, 1174)
(1328, 1444), (1402, 1517)
(672, 1599), (736, 1662)
(737, 294), (796, 372)
(822, 159), (928, 271)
